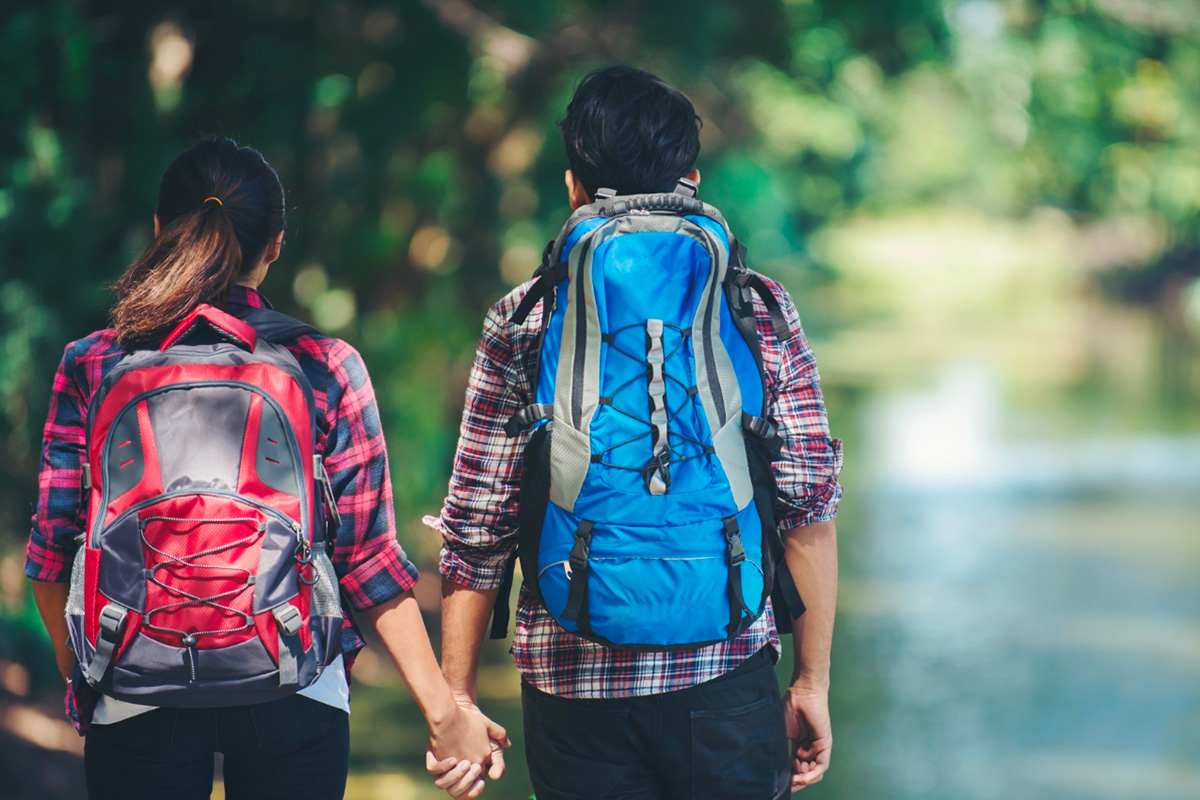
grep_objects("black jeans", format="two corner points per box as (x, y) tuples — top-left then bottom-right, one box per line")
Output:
(522, 647), (790, 800)
(83, 694), (349, 800)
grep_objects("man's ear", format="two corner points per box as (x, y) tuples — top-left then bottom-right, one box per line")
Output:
(565, 170), (591, 210)
(153, 214), (160, 238)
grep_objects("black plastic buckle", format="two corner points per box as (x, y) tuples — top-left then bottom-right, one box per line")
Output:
(727, 534), (746, 566)
(568, 534), (590, 571)
(723, 519), (746, 565)
(744, 414), (776, 439)
(504, 406), (533, 438)
(502, 412), (524, 438)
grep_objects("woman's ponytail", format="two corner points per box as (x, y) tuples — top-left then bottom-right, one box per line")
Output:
(111, 138), (285, 346)
(112, 201), (244, 344)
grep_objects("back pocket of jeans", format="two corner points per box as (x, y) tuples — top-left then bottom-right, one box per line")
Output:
(690, 694), (789, 799)
(250, 694), (344, 753)
(90, 708), (179, 754)
(524, 688), (636, 797)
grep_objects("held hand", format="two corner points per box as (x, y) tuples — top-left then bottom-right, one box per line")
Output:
(450, 694), (511, 781)
(428, 703), (493, 771)
(784, 685), (832, 791)
(426, 697), (511, 799)
(426, 751), (485, 799)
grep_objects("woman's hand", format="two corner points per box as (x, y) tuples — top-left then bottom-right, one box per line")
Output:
(426, 752), (484, 799)
(362, 593), (506, 795)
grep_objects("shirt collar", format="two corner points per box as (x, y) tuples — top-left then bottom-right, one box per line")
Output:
(225, 284), (273, 311)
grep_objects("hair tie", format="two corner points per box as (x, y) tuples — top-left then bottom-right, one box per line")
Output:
(203, 196), (223, 207)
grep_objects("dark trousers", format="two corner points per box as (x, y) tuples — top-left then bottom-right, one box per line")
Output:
(83, 694), (349, 800)
(522, 647), (790, 800)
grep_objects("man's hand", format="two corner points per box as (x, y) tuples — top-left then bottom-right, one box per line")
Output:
(428, 702), (493, 773)
(426, 694), (511, 797)
(784, 684), (832, 791)
(456, 695), (511, 780)
(780, 520), (837, 790)
(360, 592), (499, 798)
(434, 581), (510, 795)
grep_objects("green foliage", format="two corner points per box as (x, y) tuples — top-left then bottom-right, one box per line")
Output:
(2, 0), (1198, 551)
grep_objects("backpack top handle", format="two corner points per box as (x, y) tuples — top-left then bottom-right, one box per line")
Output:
(608, 192), (705, 215)
(160, 303), (258, 352)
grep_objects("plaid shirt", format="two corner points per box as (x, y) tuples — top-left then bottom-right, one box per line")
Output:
(27, 286), (418, 724)
(428, 273), (843, 698)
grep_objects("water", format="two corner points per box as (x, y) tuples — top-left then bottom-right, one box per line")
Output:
(811, 365), (1200, 800)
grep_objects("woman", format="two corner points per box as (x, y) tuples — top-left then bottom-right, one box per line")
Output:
(26, 137), (499, 800)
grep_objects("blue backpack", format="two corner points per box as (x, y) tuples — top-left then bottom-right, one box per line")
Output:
(496, 180), (806, 649)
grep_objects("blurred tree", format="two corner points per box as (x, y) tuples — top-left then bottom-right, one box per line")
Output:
(2, 0), (1198, 553)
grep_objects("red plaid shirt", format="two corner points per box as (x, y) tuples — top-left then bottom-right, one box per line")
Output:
(428, 273), (843, 698)
(27, 286), (418, 723)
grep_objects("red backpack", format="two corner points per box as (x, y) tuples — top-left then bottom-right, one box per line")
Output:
(66, 304), (343, 705)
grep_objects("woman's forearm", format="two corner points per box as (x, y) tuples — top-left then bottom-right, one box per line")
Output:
(31, 580), (74, 681)
(363, 591), (460, 725)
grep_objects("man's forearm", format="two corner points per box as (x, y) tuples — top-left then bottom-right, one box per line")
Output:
(440, 580), (500, 700)
(783, 519), (838, 689)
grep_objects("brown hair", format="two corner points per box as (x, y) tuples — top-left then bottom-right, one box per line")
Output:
(112, 137), (285, 345)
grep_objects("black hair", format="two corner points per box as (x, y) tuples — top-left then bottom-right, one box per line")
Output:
(559, 65), (701, 199)
(112, 137), (286, 344)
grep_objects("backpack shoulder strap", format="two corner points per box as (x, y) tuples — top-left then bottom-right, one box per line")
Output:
(510, 201), (613, 325)
(237, 307), (322, 344)
(236, 306), (341, 538)
(725, 240), (794, 343)
(510, 261), (567, 325)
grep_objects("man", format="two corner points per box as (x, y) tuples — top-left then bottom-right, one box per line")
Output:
(427, 65), (842, 799)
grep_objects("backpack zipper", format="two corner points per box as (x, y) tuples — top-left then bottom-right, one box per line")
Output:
(96, 489), (301, 545)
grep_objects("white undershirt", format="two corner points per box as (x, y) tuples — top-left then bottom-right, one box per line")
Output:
(90, 654), (351, 725)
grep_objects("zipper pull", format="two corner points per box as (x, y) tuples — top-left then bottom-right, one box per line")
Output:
(293, 521), (312, 564)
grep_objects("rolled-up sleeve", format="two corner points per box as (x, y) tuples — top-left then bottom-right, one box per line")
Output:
(429, 304), (527, 590)
(757, 278), (844, 530)
(27, 344), (87, 582)
(323, 341), (419, 611)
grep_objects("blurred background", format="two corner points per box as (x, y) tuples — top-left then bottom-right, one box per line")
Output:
(1, 0), (1198, 798)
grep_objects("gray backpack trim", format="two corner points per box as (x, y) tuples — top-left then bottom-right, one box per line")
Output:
(547, 212), (753, 513)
